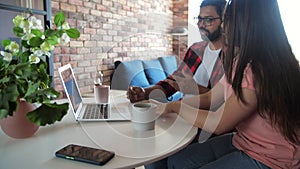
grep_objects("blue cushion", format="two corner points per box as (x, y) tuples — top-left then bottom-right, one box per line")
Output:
(143, 59), (167, 85)
(111, 60), (150, 90)
(158, 55), (178, 76)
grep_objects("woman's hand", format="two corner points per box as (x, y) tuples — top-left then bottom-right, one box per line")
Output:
(149, 99), (179, 116)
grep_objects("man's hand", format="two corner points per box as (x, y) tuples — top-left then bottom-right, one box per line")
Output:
(127, 86), (147, 103)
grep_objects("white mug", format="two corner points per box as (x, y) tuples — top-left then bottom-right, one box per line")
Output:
(131, 102), (157, 131)
(94, 85), (110, 104)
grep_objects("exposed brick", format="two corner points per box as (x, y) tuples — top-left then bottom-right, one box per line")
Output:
(69, 41), (84, 47)
(84, 41), (97, 47)
(83, 1), (96, 8)
(78, 60), (92, 68)
(60, 3), (76, 12)
(70, 47), (77, 54)
(78, 34), (91, 41)
(51, 1), (59, 9)
(61, 47), (70, 54)
(77, 47), (91, 54)
(53, 55), (61, 62)
(83, 53), (98, 60)
(102, 0), (113, 7)
(61, 55), (71, 62)
(53, 47), (61, 54)
(69, 0), (83, 6)
(90, 9), (101, 16)
(83, 28), (97, 34)
(89, 22), (101, 28)
(52, 0), (188, 96)
(91, 34), (103, 41)
(77, 6), (90, 14)
(90, 47), (103, 53)
(71, 55), (85, 61)
(96, 4), (107, 11)
(77, 20), (88, 29)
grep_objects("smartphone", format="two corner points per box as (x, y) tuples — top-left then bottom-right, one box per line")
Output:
(55, 144), (115, 166)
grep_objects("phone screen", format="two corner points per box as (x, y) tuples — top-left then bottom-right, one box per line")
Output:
(55, 144), (115, 165)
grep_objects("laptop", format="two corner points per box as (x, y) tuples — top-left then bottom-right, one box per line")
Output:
(58, 64), (130, 121)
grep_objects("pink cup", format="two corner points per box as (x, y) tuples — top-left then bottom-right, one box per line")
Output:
(94, 85), (110, 104)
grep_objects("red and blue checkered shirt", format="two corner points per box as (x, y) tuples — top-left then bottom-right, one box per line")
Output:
(157, 41), (224, 97)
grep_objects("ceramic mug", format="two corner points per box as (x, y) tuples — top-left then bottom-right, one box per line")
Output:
(94, 85), (110, 104)
(131, 102), (157, 131)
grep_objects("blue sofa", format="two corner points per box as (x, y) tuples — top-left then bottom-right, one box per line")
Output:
(111, 55), (183, 102)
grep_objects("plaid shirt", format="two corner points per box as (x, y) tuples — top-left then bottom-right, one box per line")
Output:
(157, 41), (224, 97)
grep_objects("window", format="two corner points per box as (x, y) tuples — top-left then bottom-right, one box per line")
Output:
(277, 0), (300, 61)
(188, 0), (300, 61)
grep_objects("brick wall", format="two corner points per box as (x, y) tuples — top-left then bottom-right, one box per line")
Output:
(52, 0), (188, 97)
(172, 0), (188, 60)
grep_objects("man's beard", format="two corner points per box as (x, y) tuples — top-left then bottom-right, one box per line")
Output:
(199, 26), (221, 42)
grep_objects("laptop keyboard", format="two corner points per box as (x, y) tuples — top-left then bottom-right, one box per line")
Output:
(83, 104), (109, 119)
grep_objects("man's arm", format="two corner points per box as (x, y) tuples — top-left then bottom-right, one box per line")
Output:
(127, 85), (165, 103)
(156, 44), (206, 97)
(127, 42), (208, 103)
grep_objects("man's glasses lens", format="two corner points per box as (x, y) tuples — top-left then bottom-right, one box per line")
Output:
(194, 16), (220, 26)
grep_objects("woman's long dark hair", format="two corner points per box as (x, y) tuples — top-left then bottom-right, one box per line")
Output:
(223, 0), (300, 144)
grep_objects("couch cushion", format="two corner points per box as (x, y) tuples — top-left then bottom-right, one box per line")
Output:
(111, 60), (150, 90)
(143, 59), (167, 85)
(158, 55), (177, 76)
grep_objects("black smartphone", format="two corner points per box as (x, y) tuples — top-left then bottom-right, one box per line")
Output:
(55, 144), (115, 166)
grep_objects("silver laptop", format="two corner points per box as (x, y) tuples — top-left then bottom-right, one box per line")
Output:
(58, 64), (130, 121)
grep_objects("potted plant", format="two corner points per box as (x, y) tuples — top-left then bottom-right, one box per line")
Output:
(0, 12), (80, 138)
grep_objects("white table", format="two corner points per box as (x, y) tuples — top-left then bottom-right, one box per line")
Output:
(0, 90), (197, 169)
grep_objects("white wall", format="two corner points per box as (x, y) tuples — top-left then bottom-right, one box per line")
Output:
(188, 0), (202, 47)
(188, 0), (300, 62)
(277, 0), (300, 61)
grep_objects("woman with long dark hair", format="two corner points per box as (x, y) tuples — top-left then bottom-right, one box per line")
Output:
(153, 0), (300, 168)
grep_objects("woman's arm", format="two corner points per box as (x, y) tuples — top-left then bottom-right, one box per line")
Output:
(164, 88), (257, 135)
(180, 82), (225, 110)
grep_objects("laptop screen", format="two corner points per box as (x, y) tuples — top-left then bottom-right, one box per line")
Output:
(60, 66), (82, 113)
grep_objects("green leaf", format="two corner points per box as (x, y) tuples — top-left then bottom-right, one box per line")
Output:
(54, 12), (65, 27)
(24, 87), (60, 104)
(21, 40), (30, 48)
(56, 30), (64, 37)
(0, 100), (17, 118)
(0, 86), (19, 118)
(13, 62), (30, 76)
(29, 37), (43, 47)
(24, 82), (40, 98)
(31, 29), (43, 37)
(21, 50), (31, 63)
(2, 39), (11, 47)
(0, 76), (10, 83)
(26, 102), (69, 126)
(2, 85), (19, 102)
(13, 67), (23, 76)
(66, 28), (80, 39)
(13, 26), (24, 37)
(0, 109), (9, 118)
(47, 36), (58, 45)
(44, 29), (57, 37)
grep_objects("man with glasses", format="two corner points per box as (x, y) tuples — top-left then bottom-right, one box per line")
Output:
(128, 0), (226, 104)
(139, 0), (227, 169)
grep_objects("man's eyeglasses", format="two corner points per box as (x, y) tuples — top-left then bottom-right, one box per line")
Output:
(194, 16), (221, 26)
